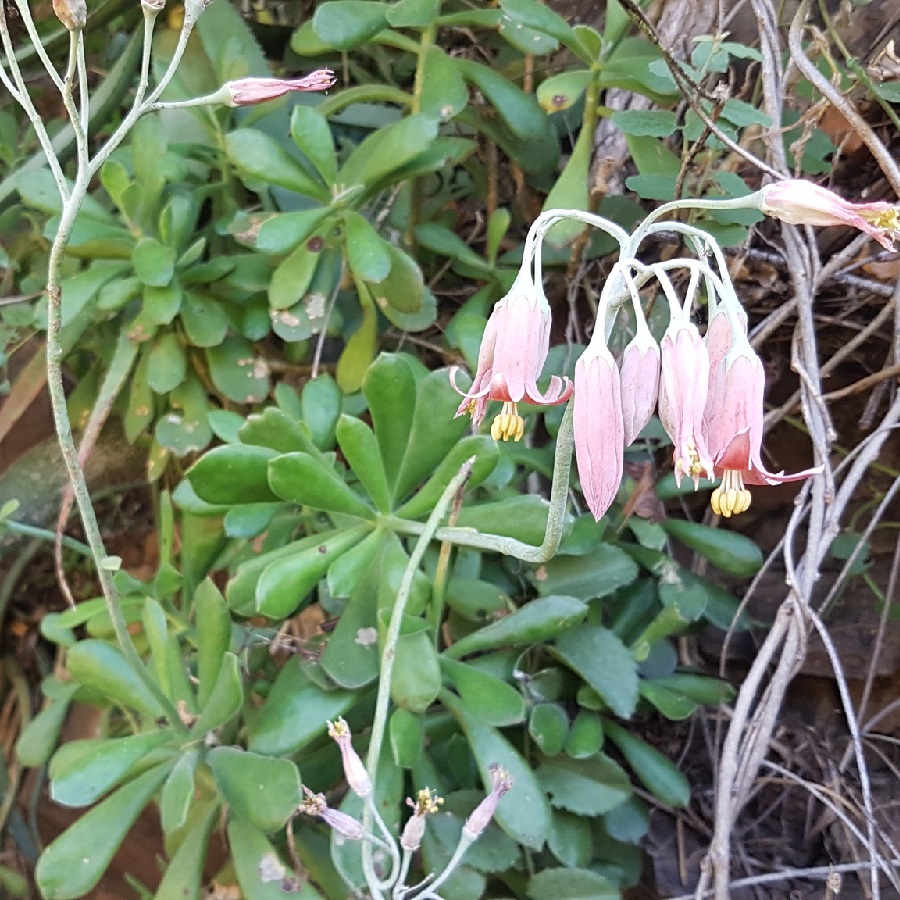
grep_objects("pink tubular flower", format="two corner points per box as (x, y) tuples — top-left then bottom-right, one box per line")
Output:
(464, 765), (512, 839)
(658, 318), (714, 488)
(450, 269), (573, 442)
(705, 333), (821, 517)
(224, 71), (336, 107)
(759, 179), (900, 251)
(327, 718), (371, 798)
(573, 343), (625, 521)
(299, 788), (364, 840)
(619, 330), (660, 447)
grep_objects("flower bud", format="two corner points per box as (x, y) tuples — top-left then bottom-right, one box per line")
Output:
(619, 331), (660, 446)
(223, 72), (336, 107)
(52, 0), (87, 30)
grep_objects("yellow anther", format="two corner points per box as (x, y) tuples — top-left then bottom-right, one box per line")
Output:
(409, 787), (443, 816)
(490, 402), (524, 442)
(870, 207), (900, 232)
(711, 470), (752, 518)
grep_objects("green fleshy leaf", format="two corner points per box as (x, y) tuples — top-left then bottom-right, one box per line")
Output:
(190, 652), (243, 735)
(186, 445), (279, 505)
(552, 625), (639, 718)
(36, 764), (171, 900)
(209, 746), (302, 832)
(604, 721), (690, 807)
(226, 129), (330, 201)
(527, 867), (619, 900)
(441, 690), (551, 849)
(537, 753), (631, 815)
(445, 596), (588, 659)
(312, 0), (387, 49)
(419, 46), (468, 119)
(132, 237), (176, 287)
(290, 105), (337, 184)
(255, 525), (373, 618)
(336, 415), (391, 512)
(441, 657), (526, 727)
(49, 732), (172, 807)
(531, 543), (638, 601)
(248, 664), (355, 757)
(343, 211), (392, 283)
(206, 336), (271, 404)
(363, 353), (417, 500)
(529, 703), (569, 756)
(66, 640), (164, 717)
(339, 115), (440, 190)
(267, 452), (374, 518)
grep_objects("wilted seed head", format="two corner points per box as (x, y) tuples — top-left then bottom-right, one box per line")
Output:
(141, 0), (166, 13)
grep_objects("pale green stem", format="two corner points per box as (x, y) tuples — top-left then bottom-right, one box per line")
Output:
(0, 520), (92, 556)
(0, 10), (68, 200)
(45, 182), (183, 730)
(392, 849), (413, 899)
(630, 190), (767, 245)
(135, 10), (159, 108)
(60, 32), (89, 174)
(11, 0), (65, 92)
(76, 35), (89, 134)
(367, 796), (401, 891)
(384, 402), (575, 563)
(361, 460), (477, 895)
(411, 831), (476, 899)
(88, 20), (196, 178)
(535, 207), (631, 249)
(4, 6), (205, 732)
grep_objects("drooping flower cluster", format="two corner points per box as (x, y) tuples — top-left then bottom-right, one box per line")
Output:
(449, 185), (858, 520)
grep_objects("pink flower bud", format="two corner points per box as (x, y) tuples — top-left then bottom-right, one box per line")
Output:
(224, 71), (336, 107)
(619, 331), (660, 446)
(573, 342), (625, 521)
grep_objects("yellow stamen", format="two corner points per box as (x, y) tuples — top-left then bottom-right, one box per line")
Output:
(710, 469), (752, 518)
(409, 787), (443, 816)
(490, 401), (524, 442)
(867, 207), (900, 233)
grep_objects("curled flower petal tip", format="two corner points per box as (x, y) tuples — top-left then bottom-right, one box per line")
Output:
(759, 179), (899, 251)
